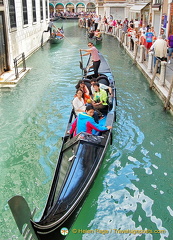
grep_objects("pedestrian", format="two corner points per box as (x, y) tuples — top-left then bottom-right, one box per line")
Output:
(168, 34), (173, 64)
(80, 42), (101, 78)
(145, 28), (154, 53)
(139, 24), (147, 36)
(149, 35), (167, 69)
(160, 28), (166, 40)
(134, 18), (140, 32)
(93, 15), (99, 31)
(44, 19), (56, 36)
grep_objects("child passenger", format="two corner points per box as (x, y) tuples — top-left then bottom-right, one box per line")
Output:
(70, 105), (112, 136)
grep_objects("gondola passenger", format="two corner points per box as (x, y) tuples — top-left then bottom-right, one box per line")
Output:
(73, 89), (86, 116)
(70, 105), (112, 136)
(92, 83), (108, 112)
(75, 80), (90, 104)
(90, 79), (112, 96)
(73, 89), (99, 123)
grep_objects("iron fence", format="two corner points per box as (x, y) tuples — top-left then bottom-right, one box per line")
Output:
(13, 53), (26, 79)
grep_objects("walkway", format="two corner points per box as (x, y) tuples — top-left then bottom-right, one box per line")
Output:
(0, 68), (30, 89)
(109, 29), (173, 113)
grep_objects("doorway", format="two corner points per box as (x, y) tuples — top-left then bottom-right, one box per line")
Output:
(0, 11), (7, 75)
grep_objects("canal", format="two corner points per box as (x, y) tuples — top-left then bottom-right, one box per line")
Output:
(1, 20), (173, 240)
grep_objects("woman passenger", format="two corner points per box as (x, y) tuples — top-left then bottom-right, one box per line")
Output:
(75, 80), (90, 103)
(72, 89), (86, 116)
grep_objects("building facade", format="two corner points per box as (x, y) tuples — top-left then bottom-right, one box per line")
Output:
(49, 0), (96, 16)
(0, 0), (49, 75)
(50, 0), (173, 36)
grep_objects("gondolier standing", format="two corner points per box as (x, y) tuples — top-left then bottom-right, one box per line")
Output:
(80, 42), (101, 78)
(44, 19), (56, 36)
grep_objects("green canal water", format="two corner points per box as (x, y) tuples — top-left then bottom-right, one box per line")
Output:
(1, 20), (173, 240)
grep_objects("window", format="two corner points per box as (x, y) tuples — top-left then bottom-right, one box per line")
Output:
(22, 0), (28, 25)
(40, 0), (43, 21)
(32, 0), (36, 22)
(155, 0), (162, 4)
(45, 0), (48, 19)
(8, 0), (17, 28)
(0, 0), (4, 5)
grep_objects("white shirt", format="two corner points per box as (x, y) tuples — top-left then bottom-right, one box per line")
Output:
(134, 20), (139, 28)
(72, 97), (86, 115)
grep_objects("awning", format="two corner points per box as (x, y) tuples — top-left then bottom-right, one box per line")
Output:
(130, 3), (148, 12)
(152, 4), (161, 11)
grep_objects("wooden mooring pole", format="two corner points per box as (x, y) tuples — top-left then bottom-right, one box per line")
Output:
(150, 59), (159, 88)
(133, 43), (138, 64)
(164, 76), (173, 110)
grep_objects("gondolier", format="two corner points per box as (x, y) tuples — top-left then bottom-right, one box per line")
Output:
(44, 19), (56, 36)
(80, 42), (101, 78)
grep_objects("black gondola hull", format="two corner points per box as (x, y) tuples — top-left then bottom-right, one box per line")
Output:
(8, 53), (117, 240)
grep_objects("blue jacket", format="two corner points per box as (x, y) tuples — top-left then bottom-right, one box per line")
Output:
(70, 112), (108, 136)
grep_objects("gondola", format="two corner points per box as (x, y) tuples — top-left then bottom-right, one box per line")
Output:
(88, 36), (102, 45)
(8, 53), (117, 240)
(49, 28), (64, 44)
(49, 35), (64, 44)
(87, 31), (102, 45)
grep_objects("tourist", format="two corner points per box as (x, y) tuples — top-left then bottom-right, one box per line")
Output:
(88, 30), (94, 38)
(108, 19), (113, 32)
(92, 83), (108, 112)
(93, 15), (99, 31)
(75, 80), (90, 103)
(145, 28), (154, 53)
(149, 35), (167, 67)
(168, 34), (173, 64)
(160, 28), (166, 40)
(139, 24), (147, 36)
(72, 89), (86, 116)
(134, 19), (140, 32)
(69, 105), (112, 136)
(90, 79), (112, 96)
(80, 42), (101, 78)
(129, 19), (134, 28)
(94, 29), (101, 38)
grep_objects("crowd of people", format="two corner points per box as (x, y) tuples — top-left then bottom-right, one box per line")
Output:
(79, 14), (173, 64)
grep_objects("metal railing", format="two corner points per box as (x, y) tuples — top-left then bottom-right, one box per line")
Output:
(13, 52), (26, 79)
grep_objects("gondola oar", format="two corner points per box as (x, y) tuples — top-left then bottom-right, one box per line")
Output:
(56, 28), (76, 46)
(80, 50), (84, 75)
